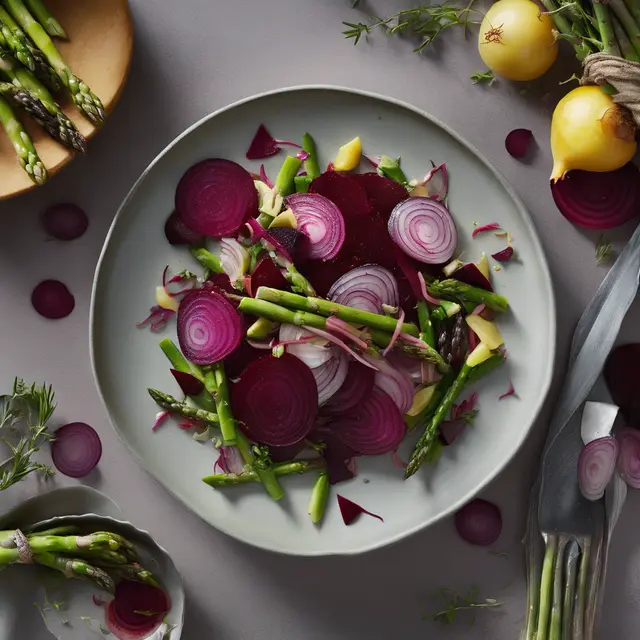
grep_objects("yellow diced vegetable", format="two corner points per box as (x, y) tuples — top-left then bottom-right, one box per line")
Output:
(270, 208), (297, 229)
(477, 253), (491, 280)
(334, 137), (362, 172)
(465, 315), (504, 350)
(410, 184), (429, 197)
(406, 385), (437, 417)
(466, 343), (493, 368)
(155, 286), (179, 312)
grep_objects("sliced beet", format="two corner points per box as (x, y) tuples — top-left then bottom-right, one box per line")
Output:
(164, 211), (204, 245)
(107, 581), (169, 636)
(175, 159), (258, 238)
(206, 273), (240, 300)
(604, 344), (640, 423)
(351, 172), (408, 220)
(170, 369), (204, 396)
(269, 440), (307, 463)
(246, 256), (289, 297)
(31, 280), (75, 319)
(225, 339), (264, 379)
(322, 361), (376, 415)
(309, 171), (373, 218)
(453, 263), (493, 291)
(267, 227), (309, 262)
(42, 203), (88, 241)
(337, 494), (383, 525)
(232, 353), (319, 446)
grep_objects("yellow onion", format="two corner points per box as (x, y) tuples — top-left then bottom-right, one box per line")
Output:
(550, 86), (637, 182)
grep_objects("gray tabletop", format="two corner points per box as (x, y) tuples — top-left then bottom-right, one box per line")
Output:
(1, 0), (640, 638)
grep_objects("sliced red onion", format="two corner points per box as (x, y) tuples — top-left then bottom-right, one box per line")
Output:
(177, 289), (242, 365)
(232, 353), (318, 446)
(303, 325), (378, 371)
(313, 351), (349, 405)
(381, 308), (405, 357)
(472, 222), (502, 238)
(259, 164), (274, 188)
(176, 159), (257, 238)
(279, 324), (332, 368)
(422, 362), (441, 384)
(422, 162), (448, 201)
(386, 350), (423, 384)
(505, 129), (534, 159)
(325, 316), (369, 350)
(492, 247), (514, 262)
(388, 197), (457, 265)
(42, 203), (88, 241)
(417, 271), (441, 304)
(245, 218), (293, 263)
(51, 422), (102, 478)
(246, 124), (301, 159)
(31, 280), (75, 319)
(471, 304), (486, 315)
(578, 436), (618, 501)
(322, 360), (376, 415)
(107, 581), (169, 636)
(170, 369), (204, 396)
(216, 237), (249, 285)
(137, 306), (175, 332)
(327, 264), (399, 314)
(498, 381), (516, 400)
(391, 449), (408, 469)
(217, 445), (245, 475)
(152, 411), (170, 431)
(288, 193), (346, 261)
(454, 499), (502, 546)
(337, 494), (383, 525)
(616, 429), (640, 488)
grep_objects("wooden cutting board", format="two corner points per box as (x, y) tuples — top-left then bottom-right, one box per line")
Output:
(0, 0), (133, 199)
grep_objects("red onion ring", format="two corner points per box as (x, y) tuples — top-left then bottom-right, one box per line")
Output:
(288, 193), (346, 261)
(313, 351), (349, 405)
(388, 196), (457, 264)
(327, 264), (399, 314)
(578, 436), (618, 500)
(51, 422), (102, 478)
(373, 358), (415, 414)
(617, 428), (640, 488)
(279, 324), (332, 368)
(177, 289), (242, 365)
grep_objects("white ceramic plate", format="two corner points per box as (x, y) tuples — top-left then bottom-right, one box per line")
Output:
(91, 87), (556, 556)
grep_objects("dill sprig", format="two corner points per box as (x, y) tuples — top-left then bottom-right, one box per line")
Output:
(471, 69), (496, 85)
(342, 1), (482, 53)
(430, 586), (504, 625)
(0, 378), (56, 491)
(595, 235), (613, 266)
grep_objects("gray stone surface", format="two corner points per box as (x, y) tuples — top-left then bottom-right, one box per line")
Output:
(1, 0), (639, 637)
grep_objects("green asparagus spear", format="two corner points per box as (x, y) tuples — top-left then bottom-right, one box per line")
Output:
(3, 0), (104, 123)
(417, 300), (435, 348)
(0, 5), (58, 88)
(24, 0), (66, 38)
(427, 279), (509, 312)
(0, 94), (46, 183)
(274, 155), (302, 198)
(612, 13), (640, 60)
(159, 338), (203, 379)
(377, 155), (408, 184)
(308, 470), (330, 524)
(368, 328), (448, 369)
(202, 458), (325, 487)
(246, 317), (279, 339)
(608, 0), (640, 57)
(203, 363), (237, 445)
(623, 0), (640, 32)
(282, 262), (316, 296)
(301, 133), (321, 179)
(105, 563), (160, 588)
(294, 175), (312, 193)
(254, 287), (420, 336)
(234, 433), (284, 501)
(147, 389), (219, 425)
(0, 48), (86, 152)
(405, 370), (456, 432)
(33, 552), (115, 594)
(190, 247), (224, 274)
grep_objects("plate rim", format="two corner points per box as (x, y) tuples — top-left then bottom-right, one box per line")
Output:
(89, 84), (557, 556)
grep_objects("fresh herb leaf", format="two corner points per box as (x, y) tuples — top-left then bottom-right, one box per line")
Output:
(342, 1), (482, 53)
(134, 610), (162, 616)
(429, 586), (504, 625)
(595, 235), (613, 265)
(459, 409), (479, 425)
(0, 379), (56, 492)
(471, 70), (496, 85)
(559, 73), (581, 85)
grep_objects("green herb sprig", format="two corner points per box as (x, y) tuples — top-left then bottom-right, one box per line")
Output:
(430, 586), (504, 625)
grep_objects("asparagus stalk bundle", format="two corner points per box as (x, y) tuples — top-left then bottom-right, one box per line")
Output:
(2, 0), (105, 124)
(0, 527), (160, 594)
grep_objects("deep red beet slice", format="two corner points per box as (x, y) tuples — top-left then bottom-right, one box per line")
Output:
(453, 263), (493, 291)
(269, 440), (307, 463)
(206, 273), (240, 300)
(267, 227), (309, 262)
(164, 211), (204, 246)
(246, 256), (289, 297)
(309, 171), (373, 218)
(225, 339), (264, 379)
(232, 354), (319, 446)
(337, 494), (383, 525)
(42, 203), (88, 241)
(170, 369), (204, 396)
(604, 344), (640, 424)
(107, 581), (169, 637)
(322, 361), (376, 415)
(31, 280), (75, 319)
(351, 172), (408, 220)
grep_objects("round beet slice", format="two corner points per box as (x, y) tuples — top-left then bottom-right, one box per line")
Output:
(31, 280), (75, 319)
(232, 353), (319, 446)
(351, 173), (409, 220)
(175, 159), (258, 238)
(604, 344), (640, 424)
(164, 210), (204, 245)
(309, 171), (373, 218)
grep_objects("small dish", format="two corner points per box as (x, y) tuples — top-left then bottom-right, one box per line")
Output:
(0, 0), (133, 200)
